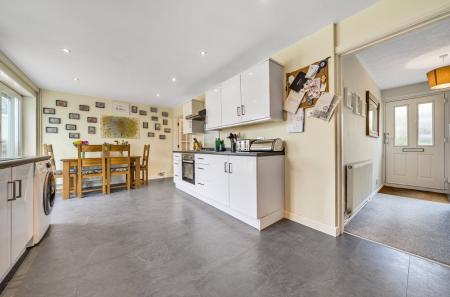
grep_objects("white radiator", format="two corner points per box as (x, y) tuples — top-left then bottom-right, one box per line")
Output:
(346, 160), (373, 214)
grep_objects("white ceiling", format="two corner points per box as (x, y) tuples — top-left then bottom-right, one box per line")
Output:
(356, 17), (450, 90)
(0, 0), (377, 106)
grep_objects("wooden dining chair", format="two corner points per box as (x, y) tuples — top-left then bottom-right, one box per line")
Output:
(76, 144), (106, 197)
(141, 144), (150, 184)
(44, 144), (77, 196)
(104, 144), (131, 194)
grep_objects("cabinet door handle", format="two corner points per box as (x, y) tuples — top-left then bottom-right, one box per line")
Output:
(241, 104), (245, 115)
(224, 162), (228, 173)
(7, 181), (15, 201)
(14, 180), (22, 199)
(197, 167), (204, 170)
(198, 182), (205, 186)
(236, 106), (241, 116)
(228, 163), (232, 174)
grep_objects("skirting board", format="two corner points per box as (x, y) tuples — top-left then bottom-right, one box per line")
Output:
(284, 211), (339, 237)
(344, 183), (384, 226)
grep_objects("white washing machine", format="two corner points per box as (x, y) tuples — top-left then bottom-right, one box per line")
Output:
(32, 160), (55, 246)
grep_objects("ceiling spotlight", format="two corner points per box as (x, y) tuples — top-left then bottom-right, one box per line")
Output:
(62, 48), (71, 54)
(172, 77), (177, 82)
(73, 77), (79, 81)
(200, 50), (207, 56)
(156, 93), (160, 97)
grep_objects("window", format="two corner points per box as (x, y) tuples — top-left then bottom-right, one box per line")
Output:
(0, 84), (22, 158)
(418, 102), (433, 146)
(394, 105), (408, 146)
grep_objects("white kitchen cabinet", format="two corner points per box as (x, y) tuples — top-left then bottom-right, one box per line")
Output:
(0, 168), (11, 281)
(205, 88), (222, 130)
(11, 164), (34, 264)
(204, 59), (283, 130)
(228, 156), (257, 218)
(173, 153), (182, 183)
(204, 155), (229, 206)
(220, 75), (242, 127)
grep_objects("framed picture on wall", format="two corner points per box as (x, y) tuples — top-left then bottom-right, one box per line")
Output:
(159, 135), (166, 140)
(79, 105), (90, 111)
(88, 126), (96, 134)
(69, 132), (80, 139)
(56, 100), (67, 107)
(151, 116), (158, 121)
(49, 117), (61, 124)
(95, 102), (105, 108)
(69, 113), (80, 120)
(148, 132), (155, 137)
(131, 106), (138, 113)
(139, 110), (147, 116)
(43, 107), (56, 114)
(343, 87), (352, 109)
(162, 111), (169, 117)
(164, 128), (171, 133)
(112, 102), (130, 115)
(155, 123), (161, 130)
(87, 117), (97, 123)
(163, 119), (168, 125)
(150, 107), (157, 113)
(45, 127), (58, 133)
(143, 121), (148, 129)
(65, 124), (77, 131)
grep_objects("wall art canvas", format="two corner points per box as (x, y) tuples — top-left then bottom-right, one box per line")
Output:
(164, 128), (171, 133)
(143, 121), (148, 129)
(69, 113), (80, 120)
(69, 132), (80, 139)
(101, 116), (139, 139)
(79, 105), (90, 111)
(131, 106), (138, 113)
(151, 116), (158, 121)
(56, 100), (67, 107)
(163, 119), (168, 125)
(155, 123), (161, 131)
(139, 110), (147, 116)
(43, 107), (55, 114)
(46, 127), (58, 133)
(150, 107), (158, 113)
(162, 111), (169, 117)
(148, 132), (155, 137)
(95, 102), (105, 108)
(111, 102), (130, 115)
(159, 135), (166, 140)
(49, 117), (61, 124)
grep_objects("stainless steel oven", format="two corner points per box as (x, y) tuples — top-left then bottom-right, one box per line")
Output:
(182, 153), (195, 184)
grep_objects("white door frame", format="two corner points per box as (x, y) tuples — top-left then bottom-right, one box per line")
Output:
(335, 14), (450, 235)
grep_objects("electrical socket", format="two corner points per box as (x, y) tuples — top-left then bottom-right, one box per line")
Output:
(158, 172), (165, 177)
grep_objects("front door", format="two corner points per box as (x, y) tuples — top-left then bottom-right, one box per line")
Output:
(385, 94), (445, 190)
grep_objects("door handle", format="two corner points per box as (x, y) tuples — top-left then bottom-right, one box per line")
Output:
(224, 162), (228, 173)
(14, 180), (22, 199)
(228, 163), (232, 174)
(237, 106), (241, 116)
(7, 181), (15, 202)
(241, 105), (245, 115)
(384, 133), (390, 144)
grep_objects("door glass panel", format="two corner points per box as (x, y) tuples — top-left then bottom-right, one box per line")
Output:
(418, 102), (433, 146)
(394, 106), (408, 146)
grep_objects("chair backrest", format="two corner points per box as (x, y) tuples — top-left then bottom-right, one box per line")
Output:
(44, 144), (57, 170)
(142, 144), (150, 167)
(77, 144), (105, 170)
(105, 144), (131, 168)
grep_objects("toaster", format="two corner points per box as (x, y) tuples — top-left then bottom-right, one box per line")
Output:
(249, 138), (284, 152)
(237, 139), (253, 152)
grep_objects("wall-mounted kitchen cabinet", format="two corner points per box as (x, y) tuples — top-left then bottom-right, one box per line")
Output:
(205, 59), (283, 130)
(182, 99), (205, 134)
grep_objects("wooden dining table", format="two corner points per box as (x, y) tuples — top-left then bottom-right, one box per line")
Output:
(61, 156), (141, 199)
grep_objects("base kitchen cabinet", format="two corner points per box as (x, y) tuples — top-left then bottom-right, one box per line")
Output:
(173, 153), (182, 183)
(173, 152), (284, 230)
(0, 164), (34, 283)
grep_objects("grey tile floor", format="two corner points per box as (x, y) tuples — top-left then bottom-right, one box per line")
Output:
(1, 179), (449, 297)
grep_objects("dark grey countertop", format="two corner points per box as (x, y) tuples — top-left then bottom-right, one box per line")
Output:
(0, 156), (51, 169)
(173, 150), (285, 157)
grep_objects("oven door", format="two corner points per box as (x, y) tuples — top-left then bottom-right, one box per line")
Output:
(182, 160), (195, 184)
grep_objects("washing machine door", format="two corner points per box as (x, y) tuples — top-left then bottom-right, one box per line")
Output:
(43, 171), (56, 215)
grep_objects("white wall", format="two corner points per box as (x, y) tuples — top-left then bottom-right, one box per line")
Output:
(342, 54), (383, 195)
(41, 89), (174, 179)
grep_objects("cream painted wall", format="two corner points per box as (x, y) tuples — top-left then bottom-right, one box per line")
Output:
(342, 54), (383, 195)
(41, 89), (174, 179)
(336, 0), (450, 54)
